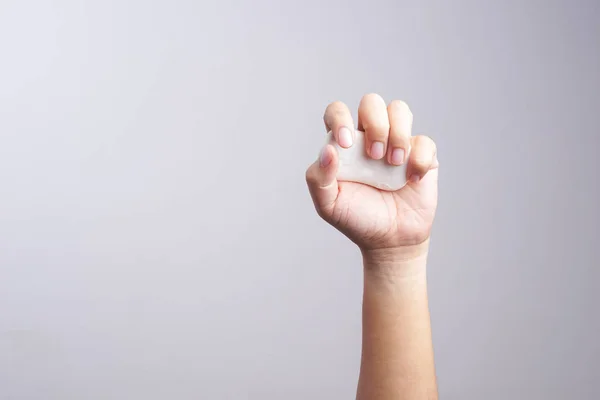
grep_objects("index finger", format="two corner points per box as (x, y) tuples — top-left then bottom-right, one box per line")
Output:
(323, 101), (355, 149)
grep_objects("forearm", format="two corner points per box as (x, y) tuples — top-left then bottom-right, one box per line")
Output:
(356, 242), (438, 400)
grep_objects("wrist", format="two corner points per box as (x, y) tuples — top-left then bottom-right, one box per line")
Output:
(361, 239), (430, 279)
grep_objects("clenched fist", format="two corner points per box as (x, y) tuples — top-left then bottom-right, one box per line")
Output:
(306, 94), (439, 253)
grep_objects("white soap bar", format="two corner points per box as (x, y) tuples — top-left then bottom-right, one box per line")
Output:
(324, 130), (408, 191)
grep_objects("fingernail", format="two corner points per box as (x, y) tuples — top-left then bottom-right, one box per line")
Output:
(391, 148), (405, 165)
(410, 174), (420, 183)
(370, 141), (384, 159)
(338, 127), (353, 148)
(319, 146), (332, 168)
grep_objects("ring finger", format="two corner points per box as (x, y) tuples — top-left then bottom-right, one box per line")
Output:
(387, 100), (413, 165)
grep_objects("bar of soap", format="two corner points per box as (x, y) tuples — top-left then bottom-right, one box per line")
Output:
(324, 130), (408, 191)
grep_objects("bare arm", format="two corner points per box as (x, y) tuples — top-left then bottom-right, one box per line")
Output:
(305, 93), (440, 400)
(357, 243), (438, 399)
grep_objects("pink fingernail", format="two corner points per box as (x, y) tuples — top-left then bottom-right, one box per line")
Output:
(391, 148), (405, 165)
(338, 127), (353, 148)
(319, 146), (332, 167)
(370, 141), (384, 159)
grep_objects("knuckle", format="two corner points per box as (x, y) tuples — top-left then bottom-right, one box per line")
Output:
(365, 120), (390, 136)
(389, 100), (413, 123)
(329, 100), (346, 110)
(420, 135), (437, 152)
(324, 101), (349, 124)
(412, 155), (428, 166)
(305, 167), (316, 184)
(389, 99), (411, 113)
(390, 133), (410, 147)
(362, 92), (384, 103)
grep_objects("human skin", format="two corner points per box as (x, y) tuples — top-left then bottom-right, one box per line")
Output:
(305, 93), (439, 399)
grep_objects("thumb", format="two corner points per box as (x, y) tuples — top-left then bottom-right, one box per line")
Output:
(305, 144), (340, 218)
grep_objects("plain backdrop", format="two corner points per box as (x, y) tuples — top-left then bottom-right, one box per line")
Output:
(1, 1), (599, 399)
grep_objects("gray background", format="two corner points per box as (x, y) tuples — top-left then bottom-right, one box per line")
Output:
(0, 0), (598, 399)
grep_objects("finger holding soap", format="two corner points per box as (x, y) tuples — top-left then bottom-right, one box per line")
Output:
(387, 100), (413, 166)
(358, 93), (390, 160)
(406, 135), (438, 184)
(305, 144), (340, 220)
(324, 101), (355, 148)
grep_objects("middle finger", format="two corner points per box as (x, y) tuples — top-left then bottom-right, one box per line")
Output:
(357, 93), (390, 160)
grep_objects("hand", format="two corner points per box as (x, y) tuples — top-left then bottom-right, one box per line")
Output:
(306, 93), (439, 254)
